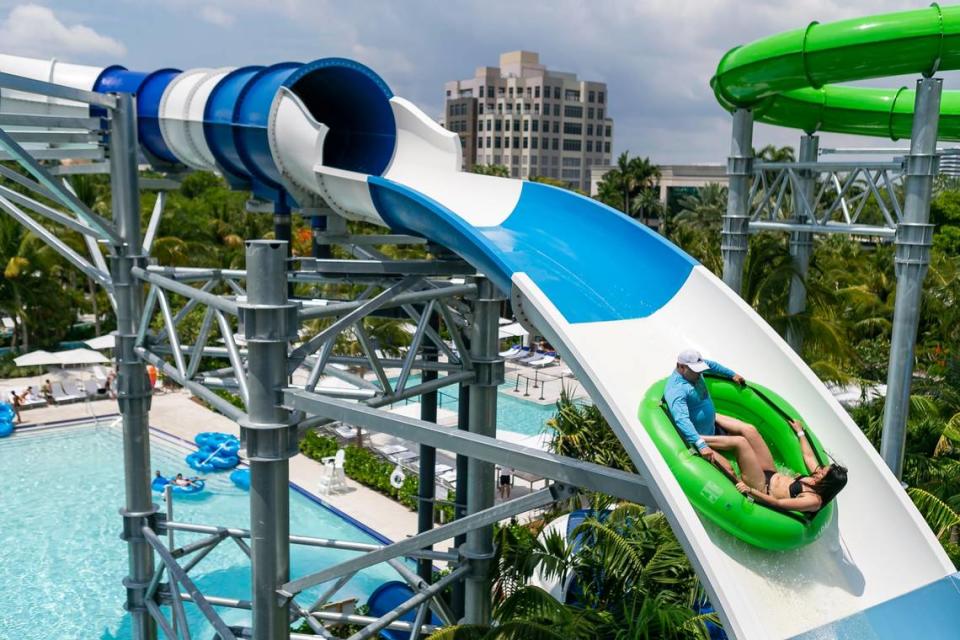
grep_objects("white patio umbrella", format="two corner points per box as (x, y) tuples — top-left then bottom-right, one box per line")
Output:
(84, 333), (116, 350)
(54, 348), (110, 366)
(13, 349), (59, 367)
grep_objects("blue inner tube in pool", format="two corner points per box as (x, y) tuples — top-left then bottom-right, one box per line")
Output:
(230, 468), (250, 490)
(186, 450), (239, 472)
(152, 476), (206, 495)
(195, 431), (239, 449)
(0, 402), (14, 437)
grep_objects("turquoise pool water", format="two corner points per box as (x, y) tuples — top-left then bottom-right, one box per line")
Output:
(395, 374), (558, 437)
(0, 424), (401, 639)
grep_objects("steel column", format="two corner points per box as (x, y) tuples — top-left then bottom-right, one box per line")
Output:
(109, 93), (156, 640)
(463, 278), (503, 625)
(786, 134), (819, 352)
(242, 240), (299, 640)
(881, 78), (942, 478)
(722, 108), (754, 294)
(418, 310), (439, 582)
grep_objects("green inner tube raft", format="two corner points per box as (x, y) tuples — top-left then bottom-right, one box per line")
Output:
(638, 375), (835, 551)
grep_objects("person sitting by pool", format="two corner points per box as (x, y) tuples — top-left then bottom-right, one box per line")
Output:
(41, 379), (54, 405)
(724, 419), (848, 512)
(664, 349), (746, 477)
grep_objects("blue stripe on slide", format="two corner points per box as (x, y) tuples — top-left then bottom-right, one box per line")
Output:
(368, 177), (695, 324)
(790, 572), (960, 639)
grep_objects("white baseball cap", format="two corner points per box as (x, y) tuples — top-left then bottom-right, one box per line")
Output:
(677, 349), (709, 373)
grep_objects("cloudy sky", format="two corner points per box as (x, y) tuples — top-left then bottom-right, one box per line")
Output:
(0, 0), (935, 163)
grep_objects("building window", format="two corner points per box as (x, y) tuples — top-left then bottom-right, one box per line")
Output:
(506, 103), (513, 112)
(497, 103), (503, 114)
(564, 105), (583, 118)
(531, 155), (538, 164)
(598, 91), (605, 104)
(526, 87), (532, 97)
(532, 120), (539, 132)
(588, 90), (596, 102)
(531, 137), (539, 149)
(563, 122), (582, 135)
(498, 86), (505, 96)
(542, 137), (549, 149)
(508, 87), (514, 98)
(446, 90), (451, 97)
(477, 120), (483, 132)
(534, 86), (541, 98)
(493, 155), (501, 164)
(598, 108), (604, 119)
(604, 141), (611, 153)
(479, 86), (485, 98)
(523, 102), (530, 112)
(562, 157), (580, 167)
(479, 104), (484, 115)
(553, 86), (561, 99)
(494, 119), (501, 132)
(513, 120), (521, 132)
(563, 138), (582, 151)
(586, 124), (594, 136)
(553, 156), (560, 166)
(564, 89), (581, 101)
(586, 140), (593, 152)
(552, 138), (559, 150)
(488, 85), (494, 98)
(504, 136), (510, 148)
(534, 103), (540, 114)
(478, 138), (484, 149)
(552, 121), (559, 134)
(512, 156), (520, 165)
(513, 136), (520, 148)
(494, 137), (501, 148)
(523, 137), (528, 149)
(553, 104), (560, 116)
(511, 167), (519, 177)
(562, 168), (580, 180)
(606, 125), (612, 137)
(587, 107), (594, 119)
(523, 120), (529, 132)
(486, 136), (491, 147)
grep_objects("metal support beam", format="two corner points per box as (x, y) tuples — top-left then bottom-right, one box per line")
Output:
(464, 278), (503, 625)
(722, 108), (754, 294)
(418, 309), (439, 582)
(786, 134), (819, 352)
(109, 92), (156, 640)
(283, 389), (653, 503)
(280, 485), (570, 596)
(133, 266), (240, 316)
(297, 283), (477, 320)
(881, 78), (942, 478)
(241, 240), (299, 640)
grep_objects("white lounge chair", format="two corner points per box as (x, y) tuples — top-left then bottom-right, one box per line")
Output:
(391, 449), (419, 464)
(498, 345), (523, 358)
(529, 354), (557, 368)
(51, 381), (84, 405)
(318, 449), (349, 494)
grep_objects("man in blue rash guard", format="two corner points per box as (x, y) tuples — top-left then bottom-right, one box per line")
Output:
(665, 349), (751, 476)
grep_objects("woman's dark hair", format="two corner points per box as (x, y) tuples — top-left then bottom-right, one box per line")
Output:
(813, 464), (848, 506)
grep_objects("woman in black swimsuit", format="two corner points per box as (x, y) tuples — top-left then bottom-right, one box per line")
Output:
(704, 417), (847, 513)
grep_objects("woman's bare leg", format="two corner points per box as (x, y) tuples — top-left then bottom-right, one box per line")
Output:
(715, 414), (776, 471)
(703, 435), (767, 490)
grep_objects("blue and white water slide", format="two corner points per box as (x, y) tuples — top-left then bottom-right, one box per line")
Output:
(2, 53), (959, 639)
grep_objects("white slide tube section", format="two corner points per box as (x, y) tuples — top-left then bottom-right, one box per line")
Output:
(510, 265), (953, 639)
(159, 68), (216, 170)
(0, 53), (103, 116)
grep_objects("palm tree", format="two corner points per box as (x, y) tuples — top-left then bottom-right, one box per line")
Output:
(595, 152), (660, 221)
(673, 183), (728, 235)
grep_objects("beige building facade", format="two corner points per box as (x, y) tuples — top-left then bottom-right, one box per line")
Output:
(444, 51), (613, 192)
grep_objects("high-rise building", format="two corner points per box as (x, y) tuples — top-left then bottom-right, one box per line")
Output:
(443, 51), (613, 192)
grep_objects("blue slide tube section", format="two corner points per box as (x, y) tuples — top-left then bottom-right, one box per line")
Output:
(203, 65), (264, 189)
(93, 66), (181, 163)
(365, 581), (439, 640)
(369, 178), (695, 323)
(234, 62), (301, 202)
(283, 58), (396, 176)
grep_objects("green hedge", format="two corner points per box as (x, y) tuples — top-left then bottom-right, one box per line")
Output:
(300, 430), (454, 521)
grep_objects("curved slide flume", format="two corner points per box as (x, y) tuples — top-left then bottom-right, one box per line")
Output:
(712, 4), (960, 139)
(0, 42), (957, 638)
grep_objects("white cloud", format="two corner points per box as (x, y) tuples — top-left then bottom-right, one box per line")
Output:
(199, 5), (234, 28)
(0, 4), (125, 59)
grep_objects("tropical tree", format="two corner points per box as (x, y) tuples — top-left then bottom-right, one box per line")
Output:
(472, 164), (510, 177)
(595, 152), (660, 222)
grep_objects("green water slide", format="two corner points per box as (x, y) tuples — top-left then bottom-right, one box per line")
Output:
(711, 4), (960, 139)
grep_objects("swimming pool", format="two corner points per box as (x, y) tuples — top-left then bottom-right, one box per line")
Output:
(0, 423), (401, 639)
(394, 374), (558, 437)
